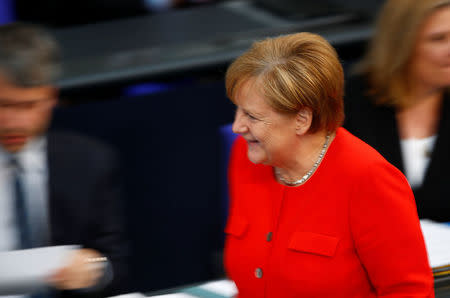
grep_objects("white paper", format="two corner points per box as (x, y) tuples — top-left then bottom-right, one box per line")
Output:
(198, 280), (237, 297)
(420, 219), (450, 268)
(108, 293), (147, 298)
(0, 245), (78, 295)
(149, 294), (197, 298)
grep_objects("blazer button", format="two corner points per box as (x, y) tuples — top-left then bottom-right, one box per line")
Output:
(255, 268), (263, 278)
(266, 232), (273, 242)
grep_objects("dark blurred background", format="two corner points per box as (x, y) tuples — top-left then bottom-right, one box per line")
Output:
(0, 0), (384, 293)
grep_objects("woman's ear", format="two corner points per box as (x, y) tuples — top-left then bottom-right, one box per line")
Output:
(295, 108), (312, 135)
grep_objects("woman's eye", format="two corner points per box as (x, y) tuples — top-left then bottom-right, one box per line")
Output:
(428, 33), (447, 42)
(246, 112), (258, 120)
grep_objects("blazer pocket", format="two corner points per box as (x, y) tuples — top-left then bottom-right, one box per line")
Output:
(288, 231), (339, 257)
(225, 215), (248, 238)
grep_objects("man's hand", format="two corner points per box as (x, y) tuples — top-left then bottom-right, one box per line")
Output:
(48, 248), (106, 290)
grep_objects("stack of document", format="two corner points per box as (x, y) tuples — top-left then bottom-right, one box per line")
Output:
(111, 280), (238, 298)
(0, 245), (78, 295)
(420, 220), (450, 277)
(180, 279), (238, 298)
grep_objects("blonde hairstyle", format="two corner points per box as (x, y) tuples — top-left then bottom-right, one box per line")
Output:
(356, 0), (450, 108)
(225, 32), (344, 133)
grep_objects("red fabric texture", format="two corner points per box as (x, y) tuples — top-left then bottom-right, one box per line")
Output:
(225, 128), (434, 298)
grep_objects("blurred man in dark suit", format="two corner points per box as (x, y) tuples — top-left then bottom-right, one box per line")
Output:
(0, 22), (128, 297)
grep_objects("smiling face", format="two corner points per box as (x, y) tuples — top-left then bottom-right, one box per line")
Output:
(0, 75), (57, 153)
(408, 5), (450, 91)
(231, 78), (299, 166)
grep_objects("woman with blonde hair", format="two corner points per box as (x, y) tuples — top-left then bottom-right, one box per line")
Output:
(345, 0), (450, 222)
(224, 32), (433, 297)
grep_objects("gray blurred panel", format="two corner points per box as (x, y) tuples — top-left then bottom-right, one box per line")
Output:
(436, 276), (450, 297)
(53, 1), (372, 90)
(52, 4), (271, 60)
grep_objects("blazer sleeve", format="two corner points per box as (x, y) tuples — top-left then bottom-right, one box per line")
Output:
(82, 146), (129, 297)
(349, 160), (434, 297)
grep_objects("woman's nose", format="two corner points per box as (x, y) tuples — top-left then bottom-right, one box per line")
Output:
(232, 109), (247, 134)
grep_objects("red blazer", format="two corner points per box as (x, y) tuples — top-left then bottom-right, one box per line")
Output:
(225, 128), (434, 298)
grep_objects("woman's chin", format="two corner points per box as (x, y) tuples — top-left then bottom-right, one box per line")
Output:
(247, 151), (267, 165)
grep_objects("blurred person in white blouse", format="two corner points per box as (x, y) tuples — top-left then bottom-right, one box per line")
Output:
(344, 0), (450, 222)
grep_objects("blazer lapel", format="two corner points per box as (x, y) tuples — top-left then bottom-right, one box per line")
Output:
(46, 134), (58, 244)
(47, 133), (70, 245)
(422, 94), (450, 187)
(375, 105), (405, 173)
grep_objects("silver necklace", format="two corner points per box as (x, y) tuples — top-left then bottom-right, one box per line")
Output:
(275, 134), (331, 186)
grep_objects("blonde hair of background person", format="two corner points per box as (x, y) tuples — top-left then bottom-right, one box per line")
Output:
(356, 0), (450, 108)
(343, 0), (450, 221)
(226, 32), (344, 134)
